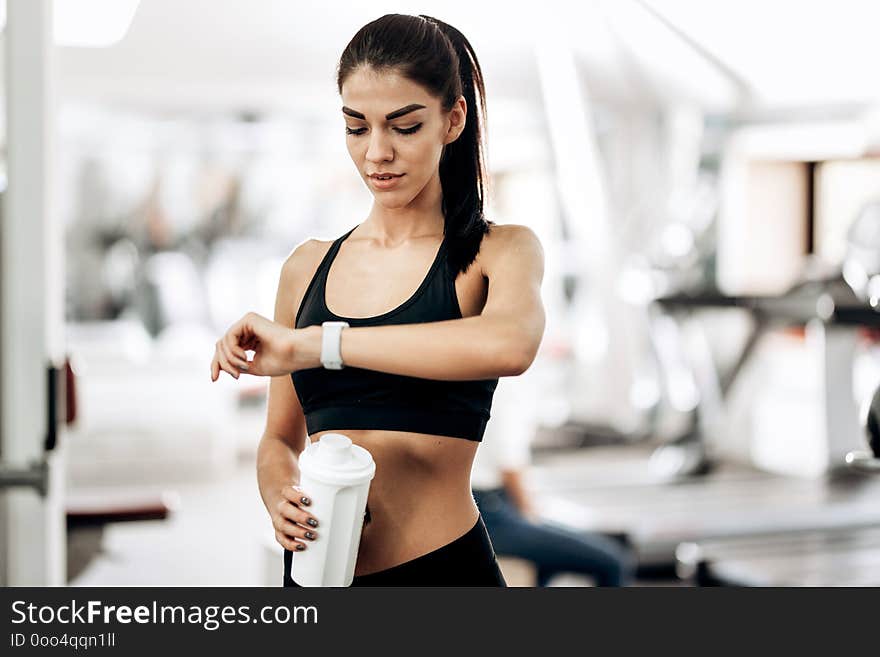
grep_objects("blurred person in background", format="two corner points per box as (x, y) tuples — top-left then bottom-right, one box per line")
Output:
(472, 367), (637, 587)
(210, 14), (545, 586)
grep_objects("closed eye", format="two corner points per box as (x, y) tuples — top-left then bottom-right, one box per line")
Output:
(395, 124), (422, 135)
(345, 123), (423, 136)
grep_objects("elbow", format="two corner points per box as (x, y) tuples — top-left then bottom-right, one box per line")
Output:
(500, 340), (539, 377)
(512, 349), (538, 376)
(494, 316), (544, 377)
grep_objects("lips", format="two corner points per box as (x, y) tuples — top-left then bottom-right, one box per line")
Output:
(369, 173), (405, 190)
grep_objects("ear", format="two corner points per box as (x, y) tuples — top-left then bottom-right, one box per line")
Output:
(444, 96), (467, 145)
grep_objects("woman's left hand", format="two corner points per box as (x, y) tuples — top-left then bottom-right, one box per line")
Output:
(210, 312), (321, 381)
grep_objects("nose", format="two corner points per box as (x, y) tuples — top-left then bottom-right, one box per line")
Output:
(365, 130), (393, 164)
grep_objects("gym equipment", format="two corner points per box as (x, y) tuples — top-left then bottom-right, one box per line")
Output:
(675, 381), (880, 585)
(645, 199), (880, 479)
(843, 201), (880, 310)
(675, 527), (880, 586)
(532, 444), (880, 573)
(866, 385), (880, 458)
(846, 385), (880, 473)
(843, 201), (880, 472)
(644, 298), (754, 479)
(66, 491), (177, 582)
(654, 270), (877, 474)
(638, 180), (726, 478)
(529, 263), (880, 573)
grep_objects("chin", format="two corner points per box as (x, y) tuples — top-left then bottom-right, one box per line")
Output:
(374, 195), (414, 209)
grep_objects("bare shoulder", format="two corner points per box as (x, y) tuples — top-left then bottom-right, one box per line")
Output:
(477, 223), (544, 278)
(281, 237), (333, 281)
(274, 237), (335, 326)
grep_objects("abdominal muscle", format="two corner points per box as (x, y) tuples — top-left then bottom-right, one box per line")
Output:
(308, 428), (480, 577)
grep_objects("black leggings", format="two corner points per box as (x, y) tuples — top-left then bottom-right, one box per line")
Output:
(283, 514), (507, 587)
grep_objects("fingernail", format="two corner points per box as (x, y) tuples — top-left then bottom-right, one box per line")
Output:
(305, 532), (315, 540)
(307, 518), (318, 527)
(300, 496), (311, 505)
(295, 544), (305, 551)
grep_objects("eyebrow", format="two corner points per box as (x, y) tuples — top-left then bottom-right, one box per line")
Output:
(341, 103), (426, 121)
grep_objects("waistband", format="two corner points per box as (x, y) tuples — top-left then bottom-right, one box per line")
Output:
(350, 515), (490, 584)
(284, 514), (506, 587)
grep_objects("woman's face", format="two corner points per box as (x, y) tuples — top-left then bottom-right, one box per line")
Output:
(340, 66), (465, 210)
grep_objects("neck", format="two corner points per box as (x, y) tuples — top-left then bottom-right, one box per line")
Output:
(364, 172), (445, 245)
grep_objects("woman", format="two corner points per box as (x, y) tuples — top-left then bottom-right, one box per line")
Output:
(210, 14), (545, 586)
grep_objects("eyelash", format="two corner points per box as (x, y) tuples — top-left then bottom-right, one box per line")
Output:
(345, 123), (423, 136)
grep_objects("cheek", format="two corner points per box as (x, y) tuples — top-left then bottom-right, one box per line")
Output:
(405, 134), (443, 172)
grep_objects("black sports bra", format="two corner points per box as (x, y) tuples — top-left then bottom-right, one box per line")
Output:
(290, 225), (498, 442)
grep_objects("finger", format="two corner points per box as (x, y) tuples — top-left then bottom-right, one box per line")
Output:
(219, 350), (238, 379)
(223, 334), (250, 370)
(240, 321), (262, 351)
(276, 530), (307, 552)
(240, 334), (259, 351)
(227, 327), (250, 358)
(277, 499), (319, 528)
(282, 484), (312, 507)
(211, 350), (223, 382)
(230, 315), (251, 345)
(280, 490), (315, 522)
(216, 341), (239, 380)
(274, 516), (318, 542)
(236, 314), (264, 351)
(217, 340), (241, 378)
(222, 327), (248, 361)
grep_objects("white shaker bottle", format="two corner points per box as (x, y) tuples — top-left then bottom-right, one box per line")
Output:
(292, 433), (376, 587)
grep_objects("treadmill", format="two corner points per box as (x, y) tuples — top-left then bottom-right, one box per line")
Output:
(670, 382), (880, 586)
(528, 273), (880, 576)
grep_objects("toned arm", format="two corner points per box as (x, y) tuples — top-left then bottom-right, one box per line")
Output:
(337, 224), (546, 379)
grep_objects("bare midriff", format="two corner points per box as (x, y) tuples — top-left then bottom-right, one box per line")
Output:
(308, 428), (480, 577)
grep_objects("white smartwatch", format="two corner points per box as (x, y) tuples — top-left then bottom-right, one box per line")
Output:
(320, 321), (349, 370)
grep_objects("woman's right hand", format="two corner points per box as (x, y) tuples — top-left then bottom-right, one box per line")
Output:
(273, 485), (320, 552)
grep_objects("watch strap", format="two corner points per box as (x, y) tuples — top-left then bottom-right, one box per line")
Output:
(320, 321), (349, 369)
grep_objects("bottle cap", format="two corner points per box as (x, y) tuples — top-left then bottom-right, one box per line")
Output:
(299, 433), (375, 487)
